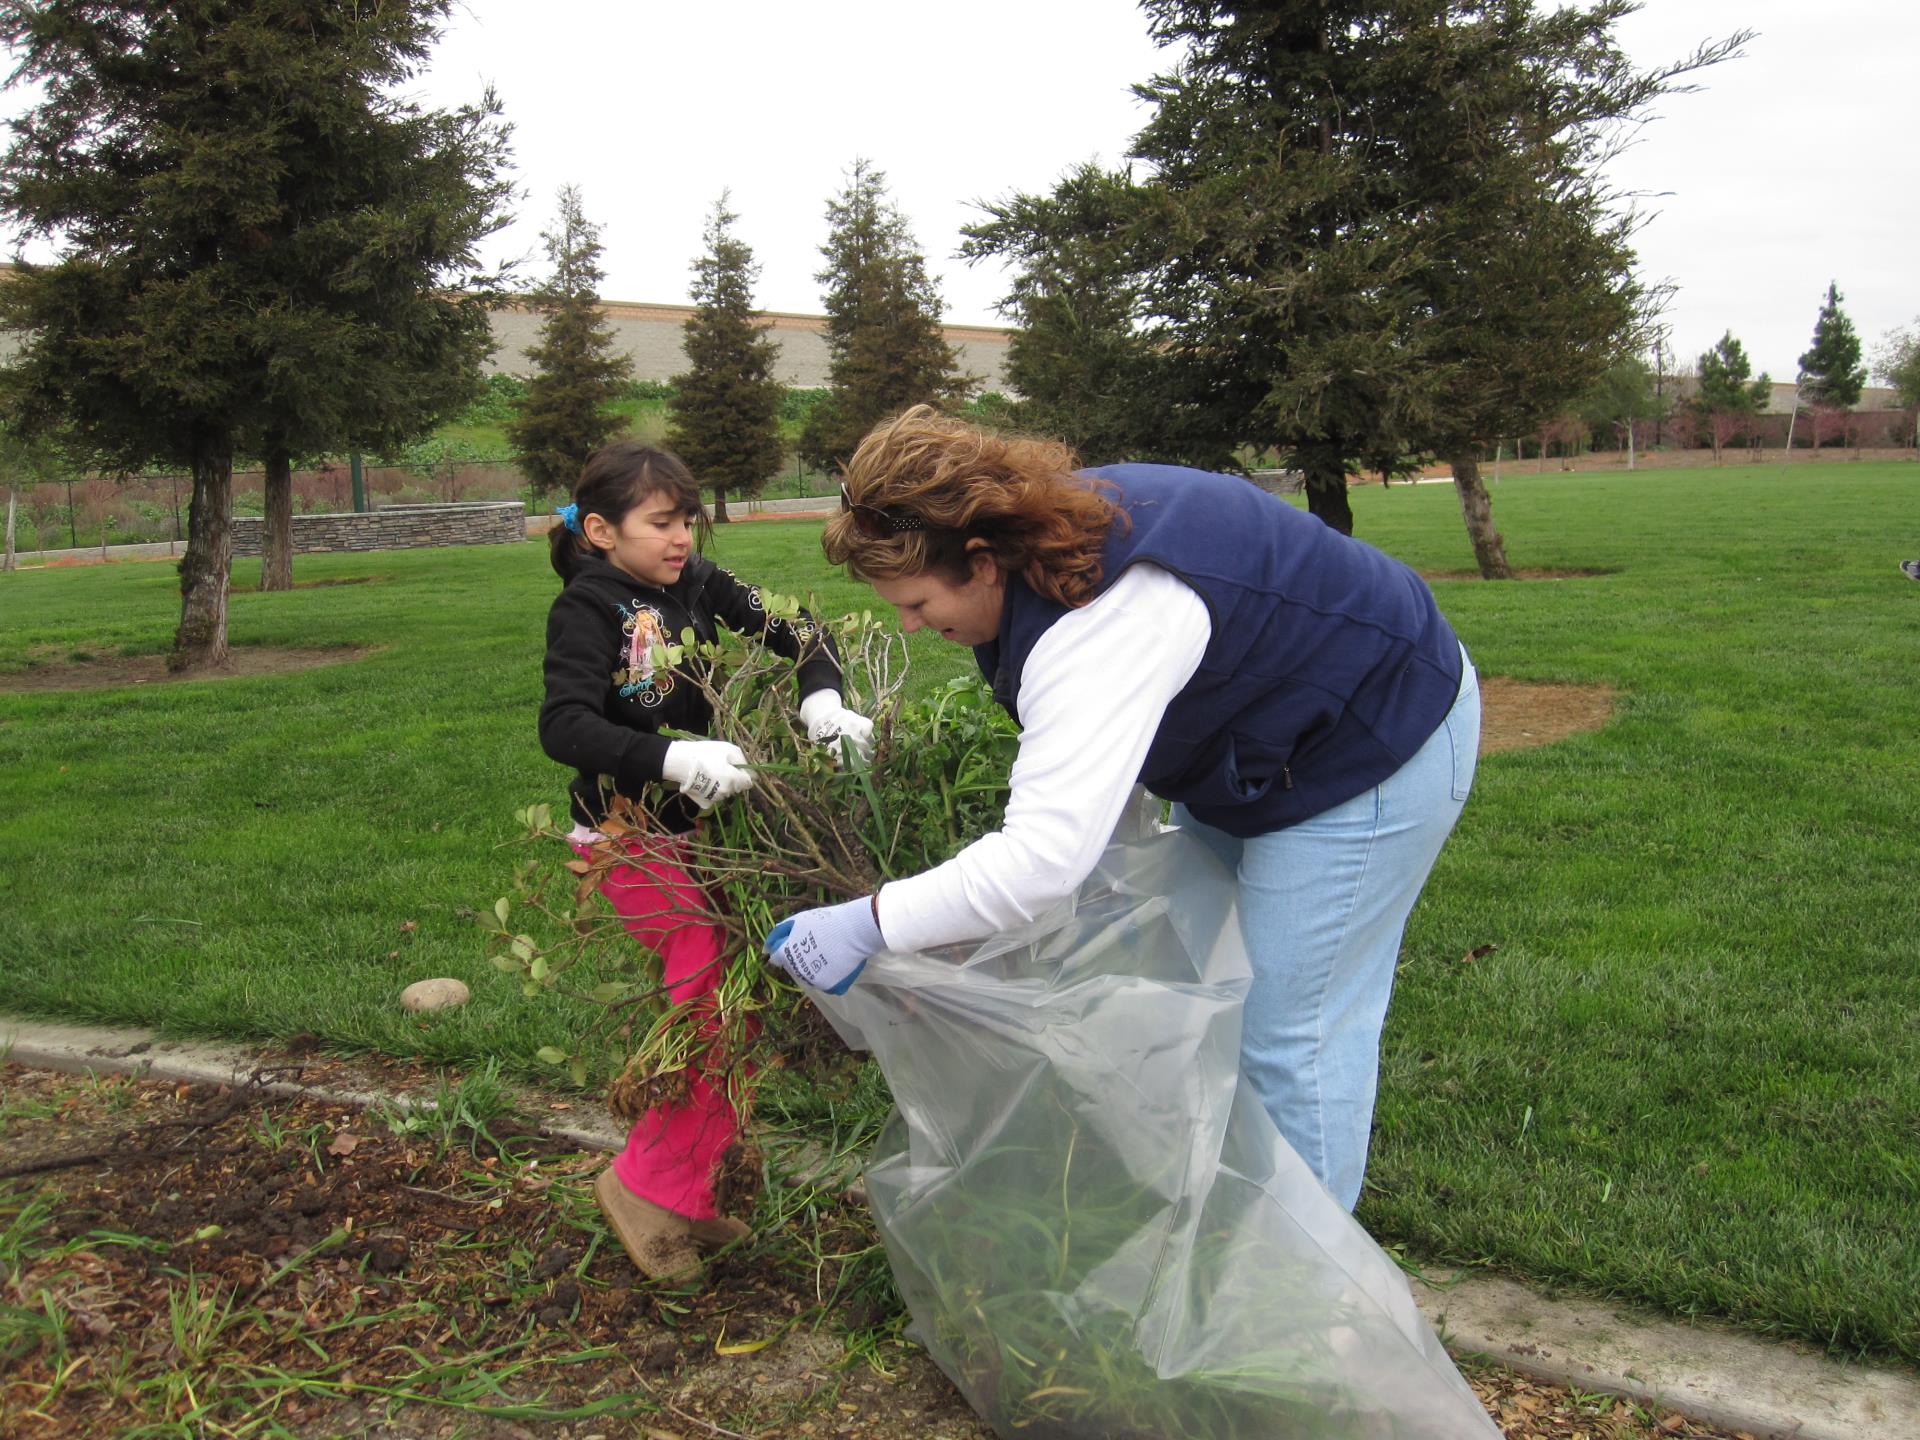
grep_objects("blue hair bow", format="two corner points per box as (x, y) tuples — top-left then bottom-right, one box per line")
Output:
(556, 502), (582, 534)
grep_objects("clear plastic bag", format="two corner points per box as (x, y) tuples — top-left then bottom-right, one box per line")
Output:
(816, 826), (1499, 1440)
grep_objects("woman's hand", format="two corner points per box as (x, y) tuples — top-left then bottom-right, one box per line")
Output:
(798, 690), (876, 764)
(661, 739), (753, 810)
(764, 897), (881, 995)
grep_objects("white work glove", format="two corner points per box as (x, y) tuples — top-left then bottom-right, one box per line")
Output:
(660, 739), (753, 811)
(798, 689), (875, 765)
(764, 896), (882, 996)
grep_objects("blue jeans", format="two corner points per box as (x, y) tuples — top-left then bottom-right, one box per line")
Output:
(1172, 647), (1480, 1210)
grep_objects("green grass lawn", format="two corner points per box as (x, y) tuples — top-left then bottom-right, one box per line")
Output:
(3, 463), (1917, 1365)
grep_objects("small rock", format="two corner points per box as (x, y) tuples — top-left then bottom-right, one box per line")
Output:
(363, 1236), (410, 1274)
(400, 977), (470, 1012)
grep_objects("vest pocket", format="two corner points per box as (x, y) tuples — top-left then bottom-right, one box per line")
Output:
(1224, 735), (1280, 803)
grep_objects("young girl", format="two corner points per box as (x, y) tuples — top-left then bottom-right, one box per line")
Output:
(540, 439), (871, 1282)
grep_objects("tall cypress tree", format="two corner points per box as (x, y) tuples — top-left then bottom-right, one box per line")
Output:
(970, 1), (1743, 562)
(1796, 282), (1866, 410)
(667, 194), (784, 524)
(799, 160), (969, 473)
(0, 0), (511, 665)
(506, 187), (635, 497)
(965, 165), (1201, 467)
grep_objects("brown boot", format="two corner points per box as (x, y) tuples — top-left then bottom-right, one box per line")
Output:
(593, 1169), (703, 1283)
(688, 1213), (752, 1249)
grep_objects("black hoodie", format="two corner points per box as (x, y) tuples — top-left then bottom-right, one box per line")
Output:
(538, 551), (842, 827)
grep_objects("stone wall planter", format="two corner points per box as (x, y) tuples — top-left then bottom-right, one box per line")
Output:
(230, 501), (525, 556)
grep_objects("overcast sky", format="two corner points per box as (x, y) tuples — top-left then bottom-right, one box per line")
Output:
(7, 2), (1914, 384)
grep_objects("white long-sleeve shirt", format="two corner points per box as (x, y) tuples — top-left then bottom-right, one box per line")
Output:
(875, 563), (1213, 953)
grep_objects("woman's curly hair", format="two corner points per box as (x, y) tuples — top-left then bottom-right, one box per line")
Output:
(822, 405), (1122, 607)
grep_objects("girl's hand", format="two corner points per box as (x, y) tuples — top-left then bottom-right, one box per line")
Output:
(764, 897), (881, 995)
(662, 740), (753, 810)
(799, 690), (876, 764)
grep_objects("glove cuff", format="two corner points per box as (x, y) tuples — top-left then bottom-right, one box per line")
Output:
(834, 895), (884, 955)
(798, 689), (842, 733)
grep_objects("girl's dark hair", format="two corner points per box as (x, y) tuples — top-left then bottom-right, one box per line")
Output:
(549, 440), (710, 583)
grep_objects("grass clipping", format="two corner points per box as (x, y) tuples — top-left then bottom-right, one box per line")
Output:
(483, 596), (1015, 1162)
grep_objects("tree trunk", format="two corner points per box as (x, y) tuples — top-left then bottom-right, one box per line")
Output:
(173, 442), (234, 672)
(261, 450), (294, 592)
(1450, 453), (1511, 580)
(4, 487), (16, 572)
(712, 488), (730, 524)
(1300, 461), (1354, 535)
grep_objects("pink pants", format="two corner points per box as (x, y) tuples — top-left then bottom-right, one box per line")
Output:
(574, 834), (742, 1220)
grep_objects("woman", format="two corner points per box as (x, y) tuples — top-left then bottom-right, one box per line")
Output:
(766, 407), (1479, 1211)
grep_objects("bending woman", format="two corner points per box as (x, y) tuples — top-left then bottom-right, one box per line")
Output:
(767, 407), (1480, 1211)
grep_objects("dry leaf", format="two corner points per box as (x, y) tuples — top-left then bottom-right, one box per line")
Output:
(326, 1132), (362, 1156)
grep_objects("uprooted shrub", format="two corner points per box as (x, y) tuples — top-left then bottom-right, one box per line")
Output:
(481, 594), (1015, 1159)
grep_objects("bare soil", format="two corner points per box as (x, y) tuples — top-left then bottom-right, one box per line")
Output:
(1420, 567), (1615, 582)
(1477, 678), (1616, 755)
(0, 1064), (1757, 1439)
(0, 646), (1617, 757)
(0, 644), (375, 692)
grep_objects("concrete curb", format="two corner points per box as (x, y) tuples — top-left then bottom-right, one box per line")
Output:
(4, 1014), (1915, 1440)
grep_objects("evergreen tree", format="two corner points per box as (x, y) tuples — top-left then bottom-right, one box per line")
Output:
(506, 187), (635, 497)
(1692, 331), (1771, 464)
(1872, 318), (1920, 411)
(799, 160), (969, 473)
(1796, 281), (1866, 410)
(968, 1), (1742, 563)
(0, 0), (511, 665)
(966, 165), (1207, 467)
(667, 194), (784, 524)
(244, 74), (511, 591)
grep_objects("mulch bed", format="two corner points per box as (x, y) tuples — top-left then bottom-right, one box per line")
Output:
(0, 1064), (1757, 1440)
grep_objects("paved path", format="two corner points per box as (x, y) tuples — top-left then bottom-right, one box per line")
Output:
(4, 1013), (1913, 1440)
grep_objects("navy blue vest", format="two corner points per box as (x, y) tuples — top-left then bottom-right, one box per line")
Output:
(975, 464), (1463, 837)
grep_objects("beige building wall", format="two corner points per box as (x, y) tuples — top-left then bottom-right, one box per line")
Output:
(491, 296), (1014, 393)
(0, 265), (1014, 392)
(1669, 375), (1905, 415)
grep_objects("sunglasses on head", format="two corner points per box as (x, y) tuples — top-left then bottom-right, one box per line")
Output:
(840, 484), (931, 539)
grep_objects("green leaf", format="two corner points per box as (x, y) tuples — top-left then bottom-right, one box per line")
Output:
(490, 954), (522, 973)
(494, 897), (510, 926)
(535, 1045), (568, 1065)
(510, 935), (535, 962)
(590, 982), (629, 1003)
(567, 1057), (589, 1088)
(530, 955), (549, 981)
